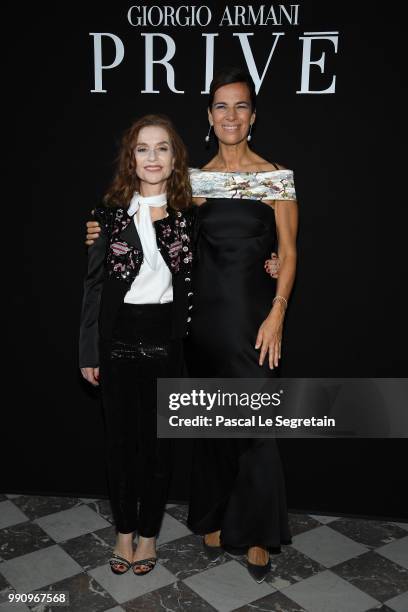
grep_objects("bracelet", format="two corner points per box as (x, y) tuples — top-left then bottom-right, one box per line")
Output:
(272, 295), (288, 309)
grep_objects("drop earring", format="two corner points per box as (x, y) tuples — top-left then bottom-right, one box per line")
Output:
(205, 124), (213, 142)
(247, 124), (253, 141)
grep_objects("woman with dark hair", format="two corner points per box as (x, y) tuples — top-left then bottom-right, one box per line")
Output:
(79, 114), (194, 576)
(185, 66), (298, 582)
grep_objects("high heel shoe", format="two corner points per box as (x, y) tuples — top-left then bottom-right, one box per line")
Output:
(202, 531), (223, 560)
(202, 537), (223, 560)
(109, 553), (133, 575)
(246, 547), (271, 583)
(132, 557), (157, 576)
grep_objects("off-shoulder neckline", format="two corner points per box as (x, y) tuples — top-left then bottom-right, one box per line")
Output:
(189, 167), (290, 175)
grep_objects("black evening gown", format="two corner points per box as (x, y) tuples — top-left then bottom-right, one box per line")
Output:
(186, 195), (292, 551)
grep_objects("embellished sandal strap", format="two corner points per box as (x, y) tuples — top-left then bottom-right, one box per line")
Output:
(109, 554), (132, 569)
(132, 557), (157, 567)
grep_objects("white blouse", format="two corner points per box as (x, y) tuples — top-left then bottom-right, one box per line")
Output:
(123, 193), (173, 305)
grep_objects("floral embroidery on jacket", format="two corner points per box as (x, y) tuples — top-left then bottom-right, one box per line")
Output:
(94, 207), (142, 283)
(111, 208), (132, 237)
(110, 241), (130, 256)
(94, 206), (194, 283)
(155, 210), (195, 275)
(107, 243), (142, 282)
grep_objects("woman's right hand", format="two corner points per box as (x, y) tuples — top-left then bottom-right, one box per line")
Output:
(81, 367), (100, 386)
(264, 253), (280, 278)
(85, 214), (101, 246)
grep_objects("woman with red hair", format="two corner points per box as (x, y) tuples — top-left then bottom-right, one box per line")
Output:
(79, 114), (194, 576)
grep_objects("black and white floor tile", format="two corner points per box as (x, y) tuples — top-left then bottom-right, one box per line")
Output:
(0, 494), (407, 612)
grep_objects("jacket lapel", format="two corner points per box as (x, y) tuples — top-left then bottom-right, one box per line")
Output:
(118, 215), (143, 251)
(114, 210), (185, 275)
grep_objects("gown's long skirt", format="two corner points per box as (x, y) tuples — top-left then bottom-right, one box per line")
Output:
(186, 197), (292, 551)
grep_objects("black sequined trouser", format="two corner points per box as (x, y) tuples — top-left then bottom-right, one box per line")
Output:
(99, 302), (182, 535)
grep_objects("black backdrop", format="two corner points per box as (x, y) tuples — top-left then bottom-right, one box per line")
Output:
(5, 1), (407, 519)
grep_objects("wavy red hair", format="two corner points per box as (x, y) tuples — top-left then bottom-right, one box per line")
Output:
(104, 114), (192, 210)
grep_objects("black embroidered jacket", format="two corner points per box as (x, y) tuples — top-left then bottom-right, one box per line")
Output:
(79, 205), (195, 368)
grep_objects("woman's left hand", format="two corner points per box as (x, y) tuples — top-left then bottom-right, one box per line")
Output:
(255, 306), (285, 369)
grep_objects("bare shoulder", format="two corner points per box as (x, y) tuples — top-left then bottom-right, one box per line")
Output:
(252, 157), (288, 172)
(258, 160), (288, 171)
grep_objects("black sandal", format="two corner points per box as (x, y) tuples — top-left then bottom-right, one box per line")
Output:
(109, 553), (133, 575)
(246, 548), (271, 583)
(202, 537), (223, 560)
(132, 557), (157, 576)
(247, 557), (271, 583)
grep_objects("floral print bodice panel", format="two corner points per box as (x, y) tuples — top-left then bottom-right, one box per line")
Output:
(189, 168), (296, 201)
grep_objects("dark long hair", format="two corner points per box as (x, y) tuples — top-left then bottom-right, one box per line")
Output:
(104, 114), (192, 211)
(208, 67), (257, 110)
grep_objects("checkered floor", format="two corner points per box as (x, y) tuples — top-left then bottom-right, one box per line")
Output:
(0, 494), (407, 612)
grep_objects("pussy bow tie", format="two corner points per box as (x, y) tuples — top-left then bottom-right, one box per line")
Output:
(127, 191), (167, 270)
